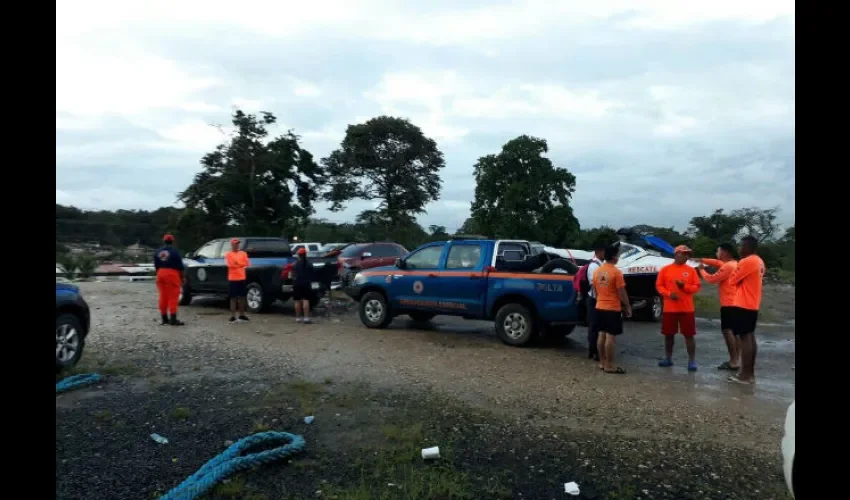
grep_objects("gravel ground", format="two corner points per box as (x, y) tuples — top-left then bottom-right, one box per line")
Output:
(56, 282), (795, 500)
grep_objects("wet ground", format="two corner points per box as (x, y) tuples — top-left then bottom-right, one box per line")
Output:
(56, 282), (795, 500)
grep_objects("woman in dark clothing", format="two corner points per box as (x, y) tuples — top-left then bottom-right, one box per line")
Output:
(292, 247), (315, 323)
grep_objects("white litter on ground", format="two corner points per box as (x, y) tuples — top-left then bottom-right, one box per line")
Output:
(564, 481), (580, 496)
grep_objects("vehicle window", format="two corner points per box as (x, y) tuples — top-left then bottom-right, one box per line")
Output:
(369, 244), (399, 258)
(446, 245), (483, 269)
(617, 243), (639, 260)
(496, 242), (528, 261)
(195, 241), (222, 259)
(213, 240), (229, 258)
(405, 246), (444, 270)
(341, 244), (367, 258)
(307, 244), (320, 251)
(501, 250), (525, 262)
(244, 239), (293, 258)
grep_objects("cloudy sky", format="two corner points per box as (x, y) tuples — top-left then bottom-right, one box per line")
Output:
(56, 0), (795, 234)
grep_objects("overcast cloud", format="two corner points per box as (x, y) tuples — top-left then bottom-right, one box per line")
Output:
(56, 0), (795, 233)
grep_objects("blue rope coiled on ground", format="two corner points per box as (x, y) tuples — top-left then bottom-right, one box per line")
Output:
(159, 431), (307, 500)
(56, 373), (102, 394)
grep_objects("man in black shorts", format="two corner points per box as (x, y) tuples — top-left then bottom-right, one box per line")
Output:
(725, 236), (766, 384)
(592, 245), (632, 374)
(292, 247), (315, 324)
(225, 238), (251, 324)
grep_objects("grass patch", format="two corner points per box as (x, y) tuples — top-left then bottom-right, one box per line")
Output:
(262, 379), (327, 414)
(57, 352), (142, 380)
(212, 475), (246, 498)
(693, 295), (721, 318)
(252, 422), (271, 433)
(606, 484), (637, 500)
(171, 407), (192, 420)
(93, 410), (113, 423)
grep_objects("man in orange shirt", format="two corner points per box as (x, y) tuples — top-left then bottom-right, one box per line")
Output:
(225, 238), (251, 324)
(656, 245), (701, 371)
(592, 245), (632, 374)
(725, 236), (766, 385)
(697, 243), (740, 371)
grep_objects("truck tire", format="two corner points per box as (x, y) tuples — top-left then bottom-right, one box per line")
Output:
(56, 313), (86, 373)
(179, 284), (193, 306)
(539, 258), (579, 275)
(245, 282), (273, 314)
(495, 303), (537, 346)
(635, 295), (663, 322)
(359, 291), (392, 329)
(409, 312), (436, 323)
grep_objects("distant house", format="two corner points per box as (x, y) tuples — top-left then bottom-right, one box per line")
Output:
(125, 243), (154, 258)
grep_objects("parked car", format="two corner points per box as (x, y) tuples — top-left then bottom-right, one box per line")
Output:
(336, 242), (409, 288)
(782, 400), (796, 498)
(56, 282), (91, 372)
(291, 242), (322, 253)
(345, 238), (581, 346)
(180, 237), (339, 314)
(320, 242), (348, 252)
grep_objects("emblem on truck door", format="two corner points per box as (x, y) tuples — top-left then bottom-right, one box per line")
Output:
(413, 281), (424, 294)
(197, 268), (207, 282)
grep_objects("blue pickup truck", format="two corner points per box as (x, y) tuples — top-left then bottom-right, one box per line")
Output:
(180, 237), (338, 314)
(345, 239), (581, 346)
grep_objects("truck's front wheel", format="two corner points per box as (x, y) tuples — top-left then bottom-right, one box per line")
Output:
(495, 303), (537, 346)
(246, 282), (273, 313)
(359, 291), (392, 329)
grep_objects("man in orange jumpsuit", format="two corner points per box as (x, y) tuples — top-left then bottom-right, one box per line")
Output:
(154, 234), (185, 326)
(697, 243), (739, 371)
(656, 245), (701, 371)
(725, 236), (766, 384)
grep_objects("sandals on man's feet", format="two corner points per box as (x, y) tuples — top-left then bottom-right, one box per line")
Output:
(727, 374), (754, 385)
(604, 367), (626, 374)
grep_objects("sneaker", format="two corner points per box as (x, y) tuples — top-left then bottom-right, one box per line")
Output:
(295, 317), (303, 323)
(229, 317), (237, 324)
(687, 361), (698, 372)
(658, 358), (674, 367)
(238, 315), (250, 322)
(303, 317), (312, 324)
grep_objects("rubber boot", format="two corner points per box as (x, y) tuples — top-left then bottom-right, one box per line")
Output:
(161, 314), (169, 325)
(169, 315), (185, 326)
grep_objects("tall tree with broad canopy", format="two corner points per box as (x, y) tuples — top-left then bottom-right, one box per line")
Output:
(470, 135), (579, 245)
(322, 116), (445, 225)
(179, 110), (324, 237)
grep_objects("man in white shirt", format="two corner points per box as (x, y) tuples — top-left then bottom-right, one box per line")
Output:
(586, 240), (607, 361)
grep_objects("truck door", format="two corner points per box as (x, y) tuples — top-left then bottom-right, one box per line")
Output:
(204, 240), (229, 293)
(437, 242), (487, 316)
(188, 240), (224, 293)
(390, 244), (446, 311)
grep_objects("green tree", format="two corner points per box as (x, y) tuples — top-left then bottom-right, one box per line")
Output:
(573, 226), (618, 249)
(470, 135), (579, 245)
(179, 109), (324, 237)
(687, 209), (746, 243)
(690, 236), (719, 258)
(456, 217), (482, 236)
(75, 252), (97, 278)
(731, 207), (781, 242)
(322, 116), (445, 226)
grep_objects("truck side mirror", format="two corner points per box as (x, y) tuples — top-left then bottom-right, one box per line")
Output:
(395, 258), (406, 269)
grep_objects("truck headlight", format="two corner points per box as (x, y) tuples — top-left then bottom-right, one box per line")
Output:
(353, 273), (365, 284)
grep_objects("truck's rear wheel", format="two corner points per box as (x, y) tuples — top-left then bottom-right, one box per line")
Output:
(495, 303), (537, 346)
(359, 291), (392, 329)
(635, 296), (663, 322)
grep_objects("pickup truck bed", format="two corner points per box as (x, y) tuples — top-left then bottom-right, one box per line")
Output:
(347, 239), (581, 346)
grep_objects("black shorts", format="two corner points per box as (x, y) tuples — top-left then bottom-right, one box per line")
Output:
(730, 307), (758, 337)
(720, 306), (735, 331)
(292, 284), (312, 301)
(586, 297), (598, 334)
(228, 280), (247, 298)
(595, 309), (624, 336)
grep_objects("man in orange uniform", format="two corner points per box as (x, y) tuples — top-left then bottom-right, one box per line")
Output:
(725, 236), (766, 385)
(593, 245), (632, 374)
(224, 238), (251, 324)
(656, 245), (701, 371)
(154, 234), (185, 326)
(697, 243), (739, 371)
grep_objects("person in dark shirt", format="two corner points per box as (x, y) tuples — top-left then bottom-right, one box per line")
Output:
(154, 234), (185, 325)
(292, 248), (315, 323)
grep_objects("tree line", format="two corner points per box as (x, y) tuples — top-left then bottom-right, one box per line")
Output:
(56, 108), (794, 278)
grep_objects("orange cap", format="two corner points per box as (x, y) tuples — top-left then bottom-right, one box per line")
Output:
(163, 234), (174, 242)
(297, 247), (307, 255)
(674, 245), (693, 254)
(230, 238), (240, 245)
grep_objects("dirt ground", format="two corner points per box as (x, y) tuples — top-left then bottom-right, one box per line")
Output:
(56, 281), (795, 500)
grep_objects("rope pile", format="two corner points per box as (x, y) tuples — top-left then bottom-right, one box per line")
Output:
(159, 431), (306, 500)
(56, 373), (102, 394)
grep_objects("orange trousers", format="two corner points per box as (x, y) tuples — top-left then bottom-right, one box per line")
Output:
(156, 269), (182, 315)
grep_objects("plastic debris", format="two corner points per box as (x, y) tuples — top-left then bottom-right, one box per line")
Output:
(421, 446), (440, 460)
(303, 416), (315, 424)
(151, 433), (169, 444)
(564, 481), (580, 496)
